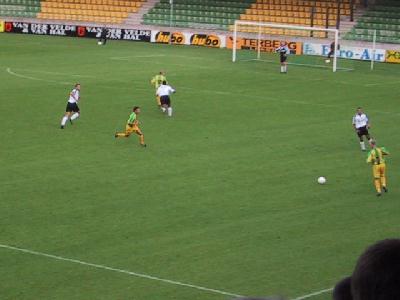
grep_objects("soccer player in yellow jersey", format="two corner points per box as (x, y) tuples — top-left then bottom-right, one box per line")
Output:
(367, 140), (389, 196)
(150, 71), (167, 107)
(115, 106), (146, 147)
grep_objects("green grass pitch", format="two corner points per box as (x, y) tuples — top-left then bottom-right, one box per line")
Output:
(0, 34), (399, 300)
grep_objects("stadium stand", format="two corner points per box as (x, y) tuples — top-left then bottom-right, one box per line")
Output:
(37, 0), (145, 24)
(344, 0), (400, 44)
(142, 0), (360, 39)
(236, 0), (357, 37)
(0, 0), (40, 18)
(142, 0), (255, 30)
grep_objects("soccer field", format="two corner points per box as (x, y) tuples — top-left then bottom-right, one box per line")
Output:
(0, 34), (399, 300)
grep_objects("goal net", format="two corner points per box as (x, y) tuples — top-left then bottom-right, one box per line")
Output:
(231, 20), (342, 72)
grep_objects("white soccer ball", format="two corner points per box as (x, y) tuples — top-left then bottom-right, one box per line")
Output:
(325, 59), (331, 63)
(317, 176), (327, 184)
(97, 41), (102, 45)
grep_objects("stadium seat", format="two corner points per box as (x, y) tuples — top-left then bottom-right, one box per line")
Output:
(0, 0), (40, 18)
(36, 0), (143, 23)
(344, 1), (400, 43)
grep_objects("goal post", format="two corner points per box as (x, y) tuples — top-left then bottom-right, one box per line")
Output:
(232, 20), (340, 72)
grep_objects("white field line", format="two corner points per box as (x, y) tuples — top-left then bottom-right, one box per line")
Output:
(110, 54), (208, 61)
(5, 67), (149, 90)
(0, 243), (335, 300)
(0, 243), (244, 298)
(109, 56), (215, 70)
(244, 58), (354, 72)
(6, 67), (400, 117)
(179, 86), (400, 117)
(110, 54), (167, 60)
(2, 66), (280, 89)
(9, 68), (95, 78)
(6, 68), (73, 85)
(147, 60), (214, 70)
(291, 287), (333, 300)
(169, 55), (207, 60)
(364, 82), (400, 87)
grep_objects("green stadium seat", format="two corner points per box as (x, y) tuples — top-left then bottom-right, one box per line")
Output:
(345, 3), (400, 43)
(0, 0), (40, 18)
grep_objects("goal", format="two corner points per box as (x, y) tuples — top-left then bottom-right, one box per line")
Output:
(232, 20), (340, 72)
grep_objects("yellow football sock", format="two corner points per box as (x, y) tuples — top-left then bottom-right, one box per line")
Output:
(116, 132), (127, 138)
(139, 135), (145, 145)
(374, 178), (381, 193)
(381, 176), (387, 188)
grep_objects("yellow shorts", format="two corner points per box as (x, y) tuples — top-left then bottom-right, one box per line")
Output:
(125, 124), (141, 135)
(372, 163), (386, 178)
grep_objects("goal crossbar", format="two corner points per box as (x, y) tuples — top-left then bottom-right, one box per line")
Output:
(232, 20), (340, 72)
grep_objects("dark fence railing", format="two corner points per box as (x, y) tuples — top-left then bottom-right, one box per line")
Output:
(350, 0), (354, 21)
(325, 7), (330, 37)
(310, 6), (315, 37)
(336, 0), (341, 29)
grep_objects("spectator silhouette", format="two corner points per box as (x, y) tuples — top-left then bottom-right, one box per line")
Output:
(334, 239), (400, 300)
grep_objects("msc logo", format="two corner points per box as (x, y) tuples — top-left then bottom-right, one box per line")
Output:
(5, 22), (13, 32)
(155, 32), (185, 44)
(190, 34), (220, 47)
(77, 26), (86, 37)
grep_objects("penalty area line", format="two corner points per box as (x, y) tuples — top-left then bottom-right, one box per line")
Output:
(6, 67), (400, 117)
(110, 54), (167, 60)
(0, 243), (244, 298)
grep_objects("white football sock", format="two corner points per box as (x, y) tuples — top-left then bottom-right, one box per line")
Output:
(360, 141), (366, 150)
(280, 66), (284, 73)
(61, 116), (68, 126)
(167, 107), (173, 117)
(284, 65), (288, 72)
(161, 107), (166, 113)
(71, 113), (80, 121)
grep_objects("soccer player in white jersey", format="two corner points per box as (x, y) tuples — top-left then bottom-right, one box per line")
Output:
(276, 41), (290, 73)
(352, 107), (371, 151)
(156, 80), (175, 117)
(60, 83), (81, 129)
